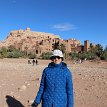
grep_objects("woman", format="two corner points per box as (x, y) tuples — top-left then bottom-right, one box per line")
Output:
(31, 49), (74, 107)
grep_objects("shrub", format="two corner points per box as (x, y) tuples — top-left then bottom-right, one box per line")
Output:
(41, 52), (52, 59)
(28, 53), (36, 59)
(100, 52), (107, 60)
(7, 51), (21, 58)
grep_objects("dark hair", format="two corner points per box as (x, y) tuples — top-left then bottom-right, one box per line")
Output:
(61, 57), (64, 61)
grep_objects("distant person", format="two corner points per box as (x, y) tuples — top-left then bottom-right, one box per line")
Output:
(28, 59), (31, 64)
(31, 49), (74, 107)
(32, 59), (35, 66)
(35, 59), (38, 66)
(79, 59), (82, 64)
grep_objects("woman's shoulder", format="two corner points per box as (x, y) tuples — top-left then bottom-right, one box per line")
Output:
(43, 65), (52, 73)
(61, 62), (72, 74)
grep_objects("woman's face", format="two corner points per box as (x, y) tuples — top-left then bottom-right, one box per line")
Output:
(52, 56), (62, 64)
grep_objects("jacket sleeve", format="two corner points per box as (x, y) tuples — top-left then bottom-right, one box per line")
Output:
(66, 69), (74, 107)
(34, 69), (46, 104)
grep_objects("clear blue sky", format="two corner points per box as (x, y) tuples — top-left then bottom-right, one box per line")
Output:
(0, 0), (107, 48)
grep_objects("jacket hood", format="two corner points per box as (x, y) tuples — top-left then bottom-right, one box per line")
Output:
(48, 62), (67, 68)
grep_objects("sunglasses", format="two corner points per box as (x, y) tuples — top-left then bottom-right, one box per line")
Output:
(52, 56), (61, 59)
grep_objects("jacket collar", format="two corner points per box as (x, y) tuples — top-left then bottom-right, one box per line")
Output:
(48, 62), (67, 69)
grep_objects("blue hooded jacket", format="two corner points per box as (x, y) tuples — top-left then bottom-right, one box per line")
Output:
(34, 62), (74, 107)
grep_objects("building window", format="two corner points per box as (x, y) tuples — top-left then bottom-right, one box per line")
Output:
(17, 35), (21, 37)
(36, 50), (38, 54)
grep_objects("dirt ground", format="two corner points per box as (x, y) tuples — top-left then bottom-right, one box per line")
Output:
(0, 58), (107, 107)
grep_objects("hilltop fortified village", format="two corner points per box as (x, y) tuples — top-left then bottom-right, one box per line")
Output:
(0, 28), (90, 57)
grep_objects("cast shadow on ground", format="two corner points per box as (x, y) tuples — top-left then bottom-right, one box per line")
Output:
(6, 95), (25, 107)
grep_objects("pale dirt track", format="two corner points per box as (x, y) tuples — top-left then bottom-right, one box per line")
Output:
(0, 58), (107, 107)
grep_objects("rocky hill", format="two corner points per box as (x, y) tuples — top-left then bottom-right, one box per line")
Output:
(0, 28), (61, 55)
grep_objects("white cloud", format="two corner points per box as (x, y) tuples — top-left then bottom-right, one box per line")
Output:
(52, 23), (76, 31)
